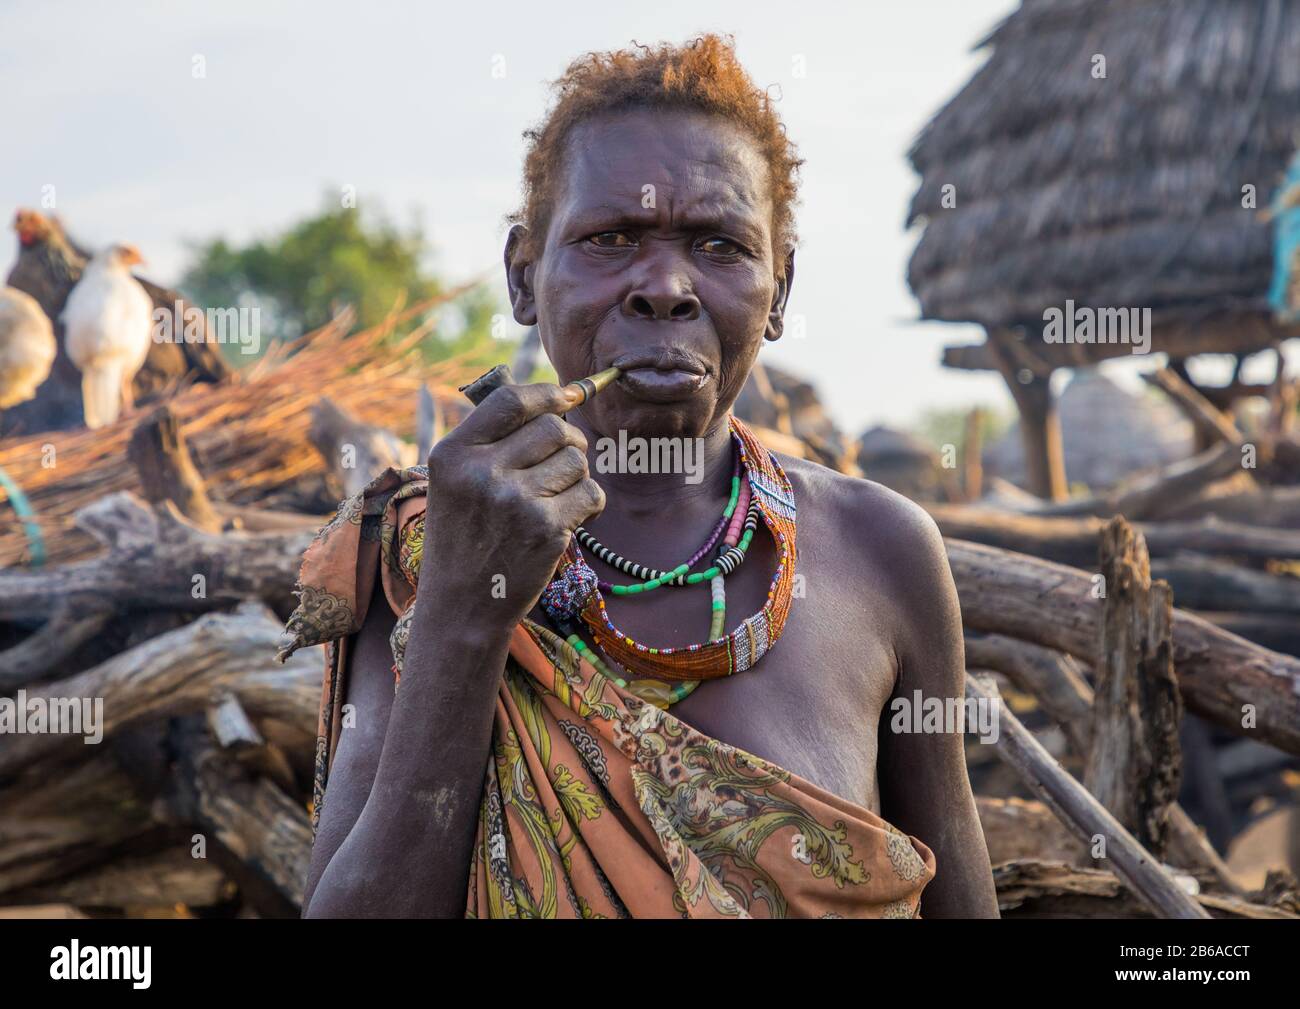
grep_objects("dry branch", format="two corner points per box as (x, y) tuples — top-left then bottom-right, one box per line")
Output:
(928, 503), (1300, 569)
(1142, 366), (1246, 448)
(1034, 442), (1247, 521)
(0, 292), (484, 568)
(964, 632), (1093, 754)
(993, 860), (1294, 919)
(0, 603), (113, 689)
(309, 398), (414, 499)
(0, 757), (157, 896)
(167, 717), (311, 914)
(968, 638), (1239, 891)
(1152, 555), (1300, 614)
(11, 849), (230, 911)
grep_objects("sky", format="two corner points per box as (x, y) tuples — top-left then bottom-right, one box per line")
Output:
(1, 0), (1027, 434)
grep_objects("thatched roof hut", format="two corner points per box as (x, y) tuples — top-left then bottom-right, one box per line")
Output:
(906, 0), (1300, 497)
(909, 0), (1300, 347)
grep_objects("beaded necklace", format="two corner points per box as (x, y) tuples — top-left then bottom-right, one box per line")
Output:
(539, 413), (798, 708)
(575, 455), (742, 588)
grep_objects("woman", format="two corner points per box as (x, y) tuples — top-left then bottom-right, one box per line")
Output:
(280, 33), (998, 918)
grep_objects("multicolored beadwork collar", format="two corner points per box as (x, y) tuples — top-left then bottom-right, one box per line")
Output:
(543, 413), (798, 685)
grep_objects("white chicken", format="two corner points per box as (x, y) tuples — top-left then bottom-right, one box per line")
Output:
(61, 244), (154, 428)
(0, 286), (57, 409)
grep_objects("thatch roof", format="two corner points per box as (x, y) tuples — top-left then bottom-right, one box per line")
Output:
(907, 0), (1300, 360)
(984, 367), (1194, 490)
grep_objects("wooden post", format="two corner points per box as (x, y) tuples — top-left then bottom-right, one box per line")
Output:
(962, 406), (984, 502)
(986, 329), (1066, 501)
(127, 405), (223, 533)
(1084, 518), (1182, 859)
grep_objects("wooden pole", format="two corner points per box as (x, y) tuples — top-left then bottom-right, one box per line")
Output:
(986, 329), (1066, 501)
(1084, 519), (1181, 858)
(966, 674), (1210, 918)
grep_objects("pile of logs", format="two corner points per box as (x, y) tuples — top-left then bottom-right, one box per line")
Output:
(0, 336), (1296, 917)
(925, 364), (1300, 916)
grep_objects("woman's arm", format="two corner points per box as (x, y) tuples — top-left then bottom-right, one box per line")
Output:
(302, 579), (513, 917)
(301, 380), (604, 917)
(300, 576), (396, 913)
(876, 500), (1000, 918)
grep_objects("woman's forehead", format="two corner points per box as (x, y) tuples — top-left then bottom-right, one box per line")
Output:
(558, 109), (771, 215)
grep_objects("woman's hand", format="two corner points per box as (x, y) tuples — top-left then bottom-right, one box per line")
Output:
(419, 381), (606, 632)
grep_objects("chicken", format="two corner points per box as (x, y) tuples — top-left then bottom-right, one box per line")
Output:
(56, 217), (230, 387)
(7, 210), (86, 320)
(5, 210), (233, 434)
(0, 286), (56, 408)
(3, 210), (90, 433)
(61, 244), (154, 428)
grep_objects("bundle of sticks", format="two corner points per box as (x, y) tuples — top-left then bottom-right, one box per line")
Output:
(0, 292), (486, 568)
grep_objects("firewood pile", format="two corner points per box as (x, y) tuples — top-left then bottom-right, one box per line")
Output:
(0, 310), (1296, 917)
(924, 367), (1300, 917)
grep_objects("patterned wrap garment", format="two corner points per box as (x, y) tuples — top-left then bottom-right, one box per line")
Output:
(277, 417), (937, 918)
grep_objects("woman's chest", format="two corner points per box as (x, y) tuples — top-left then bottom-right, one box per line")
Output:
(559, 530), (900, 809)
(664, 587), (897, 810)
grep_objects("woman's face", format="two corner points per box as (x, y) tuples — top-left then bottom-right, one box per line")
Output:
(507, 107), (792, 440)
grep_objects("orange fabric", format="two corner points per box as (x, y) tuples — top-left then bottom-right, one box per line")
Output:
(279, 458), (936, 918)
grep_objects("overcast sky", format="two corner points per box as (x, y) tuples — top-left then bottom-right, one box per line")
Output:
(1, 0), (1025, 433)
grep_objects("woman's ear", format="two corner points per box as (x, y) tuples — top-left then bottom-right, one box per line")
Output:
(504, 224), (539, 326)
(764, 247), (796, 342)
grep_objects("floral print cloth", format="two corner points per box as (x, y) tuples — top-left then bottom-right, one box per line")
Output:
(278, 448), (936, 918)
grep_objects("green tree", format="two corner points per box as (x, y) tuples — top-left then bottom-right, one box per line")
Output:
(182, 194), (451, 352)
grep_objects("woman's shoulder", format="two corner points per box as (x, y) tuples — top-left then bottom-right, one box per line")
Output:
(277, 465), (430, 661)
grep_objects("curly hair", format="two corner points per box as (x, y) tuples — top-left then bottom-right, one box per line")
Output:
(508, 33), (803, 270)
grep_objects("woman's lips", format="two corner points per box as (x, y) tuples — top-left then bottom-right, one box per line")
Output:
(616, 367), (708, 403)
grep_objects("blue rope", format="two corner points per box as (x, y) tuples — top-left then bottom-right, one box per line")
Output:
(0, 462), (45, 568)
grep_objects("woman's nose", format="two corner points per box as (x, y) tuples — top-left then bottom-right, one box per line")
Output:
(622, 273), (702, 321)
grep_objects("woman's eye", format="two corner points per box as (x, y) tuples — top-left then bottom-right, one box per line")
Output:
(699, 237), (742, 255)
(588, 231), (634, 247)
